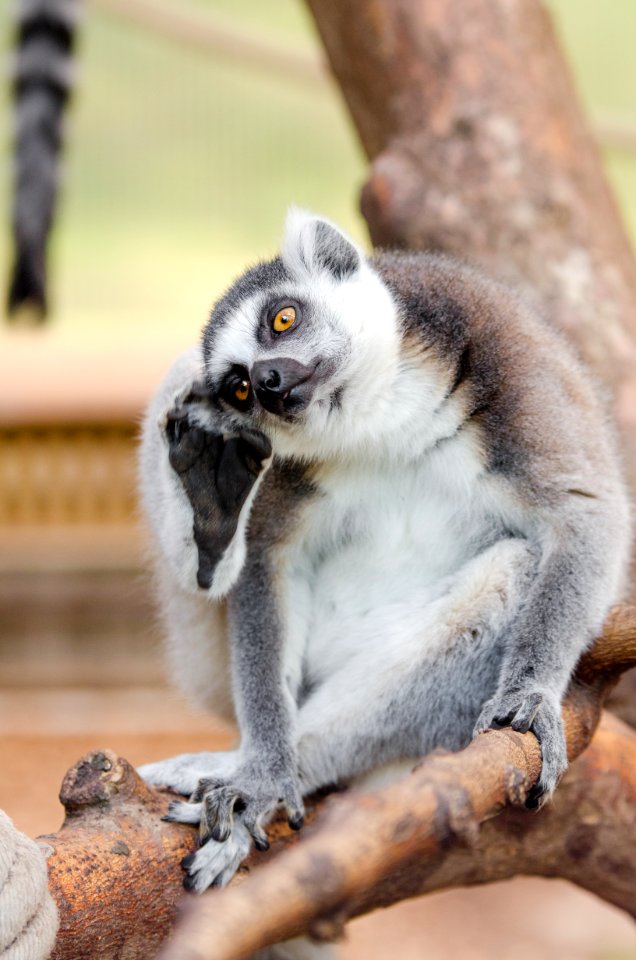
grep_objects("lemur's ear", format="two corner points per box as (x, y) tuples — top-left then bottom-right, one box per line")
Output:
(281, 208), (362, 281)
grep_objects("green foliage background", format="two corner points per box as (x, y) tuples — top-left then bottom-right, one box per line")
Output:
(1, 0), (635, 352)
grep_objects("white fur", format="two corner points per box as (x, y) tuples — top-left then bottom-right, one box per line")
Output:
(185, 820), (252, 890)
(281, 421), (520, 704)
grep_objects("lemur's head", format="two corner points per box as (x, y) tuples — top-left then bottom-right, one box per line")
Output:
(202, 210), (399, 458)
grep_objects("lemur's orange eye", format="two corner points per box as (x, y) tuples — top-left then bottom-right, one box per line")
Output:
(235, 380), (250, 402)
(273, 306), (296, 333)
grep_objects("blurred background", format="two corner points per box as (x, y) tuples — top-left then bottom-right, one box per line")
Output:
(0, 1), (635, 957)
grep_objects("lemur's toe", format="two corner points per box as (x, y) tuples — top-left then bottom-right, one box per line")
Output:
(162, 800), (203, 825)
(201, 786), (245, 844)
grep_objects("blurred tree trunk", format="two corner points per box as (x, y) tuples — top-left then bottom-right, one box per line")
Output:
(305, 0), (636, 722)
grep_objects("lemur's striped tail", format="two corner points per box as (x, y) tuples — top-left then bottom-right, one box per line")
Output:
(7, 0), (80, 321)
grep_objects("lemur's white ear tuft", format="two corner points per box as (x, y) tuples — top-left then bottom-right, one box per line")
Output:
(281, 208), (362, 281)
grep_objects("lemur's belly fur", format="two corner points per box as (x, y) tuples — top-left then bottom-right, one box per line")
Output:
(281, 427), (511, 705)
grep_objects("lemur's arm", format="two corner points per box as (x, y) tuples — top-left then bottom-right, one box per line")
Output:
(220, 559), (304, 833)
(165, 393), (304, 846)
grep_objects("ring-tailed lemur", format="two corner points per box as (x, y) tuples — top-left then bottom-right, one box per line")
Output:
(8, 0), (80, 319)
(138, 210), (630, 898)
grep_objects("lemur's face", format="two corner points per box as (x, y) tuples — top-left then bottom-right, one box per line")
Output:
(202, 211), (399, 457)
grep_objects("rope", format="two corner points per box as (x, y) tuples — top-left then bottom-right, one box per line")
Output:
(0, 811), (58, 960)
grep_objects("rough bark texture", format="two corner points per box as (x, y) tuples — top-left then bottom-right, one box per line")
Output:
(305, 0), (636, 386)
(305, 0), (636, 722)
(158, 714), (636, 960)
(42, 607), (636, 959)
(41, 751), (198, 960)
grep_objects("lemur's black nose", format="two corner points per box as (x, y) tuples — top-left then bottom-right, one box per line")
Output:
(251, 358), (315, 416)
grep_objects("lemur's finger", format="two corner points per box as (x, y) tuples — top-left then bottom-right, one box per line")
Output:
(238, 428), (272, 468)
(249, 825), (270, 851)
(167, 417), (207, 472)
(201, 787), (245, 843)
(184, 380), (212, 402)
(242, 814), (270, 851)
(509, 692), (543, 734)
(161, 800), (203, 825)
(216, 437), (263, 514)
(282, 784), (305, 831)
(190, 776), (227, 802)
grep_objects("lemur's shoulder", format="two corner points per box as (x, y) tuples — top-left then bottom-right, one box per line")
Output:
(371, 250), (614, 497)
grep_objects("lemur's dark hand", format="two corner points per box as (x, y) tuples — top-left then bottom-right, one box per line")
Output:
(191, 760), (304, 849)
(163, 760), (304, 891)
(473, 687), (567, 808)
(165, 385), (271, 589)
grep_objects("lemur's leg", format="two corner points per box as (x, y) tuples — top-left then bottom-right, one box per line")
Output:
(295, 538), (536, 793)
(474, 499), (627, 806)
(169, 537), (536, 893)
(170, 552), (305, 893)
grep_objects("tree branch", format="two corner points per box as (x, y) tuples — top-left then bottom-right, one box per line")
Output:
(154, 607), (636, 960)
(41, 607), (636, 959)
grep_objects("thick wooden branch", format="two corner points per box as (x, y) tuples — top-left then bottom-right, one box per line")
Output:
(42, 607), (636, 959)
(155, 608), (636, 960)
(158, 713), (636, 960)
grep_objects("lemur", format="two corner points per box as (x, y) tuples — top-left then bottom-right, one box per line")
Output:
(8, 0), (80, 319)
(138, 210), (630, 896)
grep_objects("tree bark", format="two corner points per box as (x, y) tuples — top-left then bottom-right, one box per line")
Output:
(158, 713), (636, 960)
(305, 0), (636, 386)
(41, 751), (198, 960)
(42, 607), (636, 959)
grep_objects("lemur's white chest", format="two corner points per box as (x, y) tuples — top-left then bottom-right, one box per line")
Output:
(282, 427), (497, 692)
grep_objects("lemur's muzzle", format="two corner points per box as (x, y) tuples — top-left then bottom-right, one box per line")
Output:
(251, 358), (316, 417)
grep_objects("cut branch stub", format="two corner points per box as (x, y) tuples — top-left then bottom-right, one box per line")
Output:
(41, 749), (197, 960)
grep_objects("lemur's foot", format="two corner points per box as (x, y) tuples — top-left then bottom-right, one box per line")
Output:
(165, 763), (304, 890)
(181, 820), (253, 891)
(164, 384), (272, 590)
(137, 750), (239, 797)
(473, 687), (567, 807)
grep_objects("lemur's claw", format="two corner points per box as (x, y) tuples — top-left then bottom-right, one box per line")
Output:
(252, 831), (270, 852)
(288, 812), (305, 831)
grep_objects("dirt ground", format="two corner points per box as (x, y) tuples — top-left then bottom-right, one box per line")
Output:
(1, 685), (635, 960)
